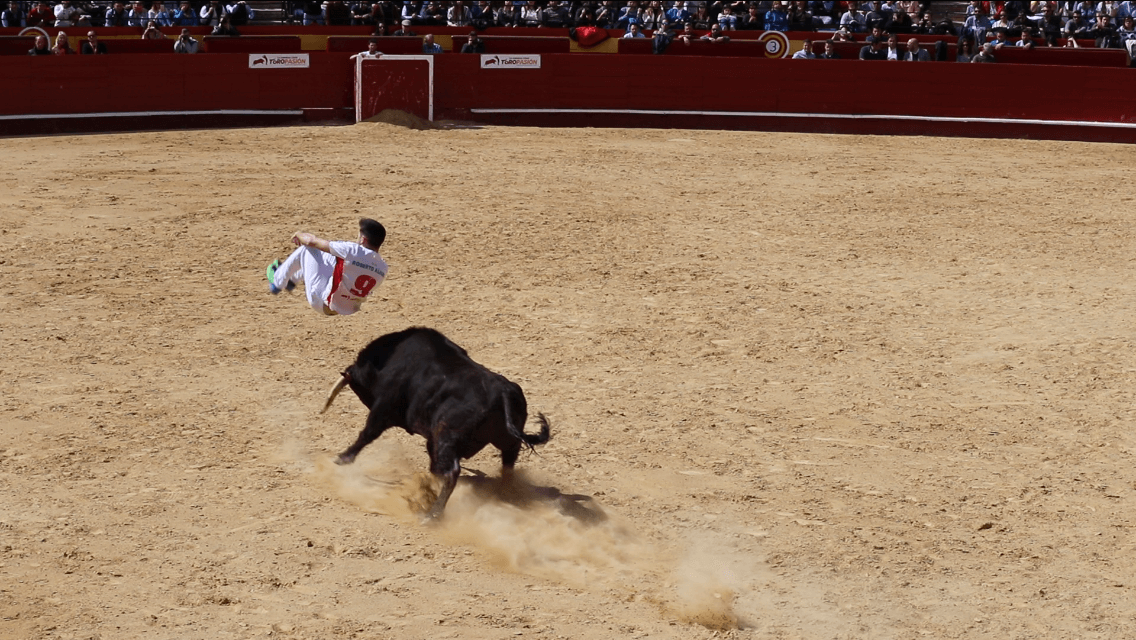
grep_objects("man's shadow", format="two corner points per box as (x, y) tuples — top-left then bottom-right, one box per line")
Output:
(455, 468), (608, 526)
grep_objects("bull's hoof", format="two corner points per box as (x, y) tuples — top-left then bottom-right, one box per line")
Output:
(334, 453), (356, 465)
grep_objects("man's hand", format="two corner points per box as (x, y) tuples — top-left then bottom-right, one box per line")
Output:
(291, 231), (332, 252)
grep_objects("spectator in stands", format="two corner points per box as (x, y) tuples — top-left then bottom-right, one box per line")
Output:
(765, 1), (789, 30)
(788, 1), (815, 31)
(885, 5), (913, 32)
(738, 4), (761, 29)
(422, 32), (443, 53)
(675, 21), (697, 44)
(326, 0), (351, 25)
(147, 1), (171, 25)
(972, 41), (997, 60)
(591, 1), (615, 28)
(0, 1), (19, 28)
(80, 30), (107, 53)
(701, 22), (730, 42)
(227, 0), (253, 25)
(28, 34), (51, 54)
(199, 0), (225, 26)
(54, 0), (89, 27)
(791, 38), (816, 57)
(690, 4), (712, 29)
(52, 31), (75, 54)
(820, 38), (841, 57)
(665, 1), (689, 25)
(1094, 12), (1120, 46)
(143, 20), (165, 38)
(362, 1), (388, 27)
(420, 1), (445, 25)
(832, 24), (856, 40)
(956, 36), (975, 60)
(718, 4), (738, 29)
(172, 1), (197, 25)
(460, 30), (485, 52)
(127, 1), (147, 26)
(1119, 14), (1136, 53)
(393, 18), (415, 34)
(211, 14), (239, 35)
(616, 0), (641, 29)
(104, 0), (126, 25)
(859, 34), (886, 58)
(623, 22), (646, 37)
(1065, 10), (1093, 37)
(991, 10), (1012, 31)
(884, 32), (902, 58)
(901, 37), (929, 59)
(864, 1), (886, 30)
(964, 5), (992, 43)
(517, 0), (541, 27)
(840, 1), (866, 32)
(27, 0), (52, 27)
(542, 0), (571, 27)
(640, 1), (665, 30)
(989, 28), (1010, 47)
(300, 0), (322, 25)
(174, 27), (199, 52)
(1040, 5), (1063, 45)
(447, 0), (471, 27)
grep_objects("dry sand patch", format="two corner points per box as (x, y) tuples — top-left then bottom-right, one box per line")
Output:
(2, 125), (1135, 639)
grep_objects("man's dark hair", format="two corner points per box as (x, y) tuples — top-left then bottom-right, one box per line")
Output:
(360, 218), (386, 249)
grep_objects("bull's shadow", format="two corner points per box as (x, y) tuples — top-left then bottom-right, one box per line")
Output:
(455, 468), (608, 526)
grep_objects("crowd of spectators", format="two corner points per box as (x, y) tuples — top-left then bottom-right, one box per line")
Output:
(8, 1), (1136, 58)
(1, 0), (255, 28)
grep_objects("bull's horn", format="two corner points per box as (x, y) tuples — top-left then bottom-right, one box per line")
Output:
(320, 376), (348, 414)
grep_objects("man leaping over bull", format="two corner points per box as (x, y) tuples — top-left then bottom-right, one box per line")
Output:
(266, 218), (388, 316)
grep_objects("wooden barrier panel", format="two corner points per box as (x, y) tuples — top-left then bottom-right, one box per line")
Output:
(450, 35), (571, 54)
(428, 53), (1136, 128)
(326, 36), (424, 54)
(202, 35), (303, 53)
(0, 52), (354, 117)
(0, 36), (35, 55)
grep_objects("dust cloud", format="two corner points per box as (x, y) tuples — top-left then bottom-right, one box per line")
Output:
(303, 440), (764, 629)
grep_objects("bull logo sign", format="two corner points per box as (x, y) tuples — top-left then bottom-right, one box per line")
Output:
(479, 54), (541, 69)
(248, 53), (311, 69)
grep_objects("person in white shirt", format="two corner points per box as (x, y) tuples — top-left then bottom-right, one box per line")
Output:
(267, 219), (389, 317)
(791, 38), (815, 58)
(357, 39), (383, 58)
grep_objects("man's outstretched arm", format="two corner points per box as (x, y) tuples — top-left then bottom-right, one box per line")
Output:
(291, 232), (331, 253)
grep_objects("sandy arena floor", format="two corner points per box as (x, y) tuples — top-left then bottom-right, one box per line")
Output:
(2, 123), (1135, 640)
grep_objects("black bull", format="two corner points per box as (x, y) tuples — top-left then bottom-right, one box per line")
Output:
(320, 327), (551, 519)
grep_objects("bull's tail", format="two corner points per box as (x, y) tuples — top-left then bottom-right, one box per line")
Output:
(320, 375), (349, 414)
(503, 394), (551, 452)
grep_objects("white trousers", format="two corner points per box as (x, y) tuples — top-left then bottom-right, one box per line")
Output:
(274, 246), (336, 313)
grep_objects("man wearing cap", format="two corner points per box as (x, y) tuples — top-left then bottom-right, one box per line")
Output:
(267, 219), (389, 317)
(394, 18), (416, 35)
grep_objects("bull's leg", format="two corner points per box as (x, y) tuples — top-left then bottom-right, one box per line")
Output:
(335, 408), (393, 465)
(499, 442), (521, 472)
(424, 441), (461, 521)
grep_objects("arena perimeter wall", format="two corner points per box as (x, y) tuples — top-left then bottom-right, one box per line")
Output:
(2, 51), (1135, 142)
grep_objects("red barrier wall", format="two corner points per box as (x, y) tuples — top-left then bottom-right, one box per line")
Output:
(4, 49), (1135, 142)
(0, 52), (355, 134)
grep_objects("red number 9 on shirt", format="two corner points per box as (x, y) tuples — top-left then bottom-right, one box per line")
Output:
(350, 275), (377, 297)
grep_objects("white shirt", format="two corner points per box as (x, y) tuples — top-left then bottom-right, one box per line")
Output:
(324, 241), (388, 316)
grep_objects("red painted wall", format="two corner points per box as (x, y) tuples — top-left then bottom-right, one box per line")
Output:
(428, 54), (1136, 124)
(0, 52), (355, 116)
